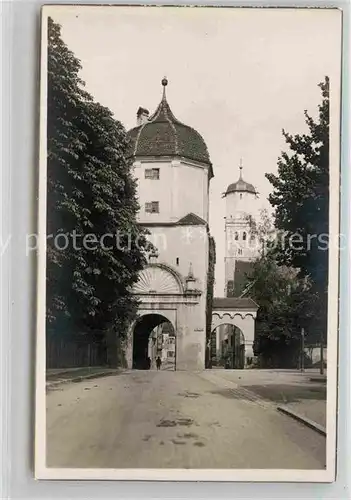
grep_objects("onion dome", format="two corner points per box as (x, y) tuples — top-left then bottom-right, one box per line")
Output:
(224, 161), (257, 196)
(127, 78), (212, 173)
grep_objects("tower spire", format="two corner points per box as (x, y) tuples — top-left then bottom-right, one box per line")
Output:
(239, 158), (243, 179)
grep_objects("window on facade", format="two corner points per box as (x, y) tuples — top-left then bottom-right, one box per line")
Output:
(145, 201), (159, 213)
(240, 193), (243, 199)
(145, 168), (160, 180)
(167, 351), (175, 358)
(243, 232), (247, 241)
(234, 232), (239, 241)
(176, 257), (179, 266)
(238, 248), (243, 255)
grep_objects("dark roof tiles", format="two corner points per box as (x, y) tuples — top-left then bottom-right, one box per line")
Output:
(176, 213), (207, 226)
(233, 261), (254, 297)
(225, 178), (257, 195)
(127, 90), (211, 168)
(212, 297), (258, 310)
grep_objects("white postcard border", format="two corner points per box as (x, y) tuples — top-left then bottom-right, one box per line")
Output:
(35, 4), (342, 482)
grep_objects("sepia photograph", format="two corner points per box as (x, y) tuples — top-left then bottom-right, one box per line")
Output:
(35, 6), (342, 481)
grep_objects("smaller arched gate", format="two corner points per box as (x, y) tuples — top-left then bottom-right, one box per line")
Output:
(211, 297), (258, 368)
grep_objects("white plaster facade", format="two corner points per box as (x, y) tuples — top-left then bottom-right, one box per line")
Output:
(134, 158), (210, 224)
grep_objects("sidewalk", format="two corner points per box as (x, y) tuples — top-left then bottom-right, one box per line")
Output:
(46, 366), (123, 388)
(203, 369), (327, 435)
(278, 399), (326, 430)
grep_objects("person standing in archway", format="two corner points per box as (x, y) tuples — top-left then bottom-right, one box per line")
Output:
(156, 356), (162, 371)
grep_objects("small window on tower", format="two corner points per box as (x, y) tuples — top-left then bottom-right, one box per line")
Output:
(240, 193), (243, 199)
(145, 168), (160, 180)
(176, 257), (179, 266)
(243, 232), (247, 241)
(145, 201), (159, 213)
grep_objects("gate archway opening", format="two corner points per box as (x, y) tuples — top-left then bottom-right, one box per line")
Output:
(209, 323), (245, 369)
(132, 313), (176, 370)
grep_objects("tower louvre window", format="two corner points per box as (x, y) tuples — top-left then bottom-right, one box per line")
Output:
(145, 168), (160, 180)
(145, 201), (159, 213)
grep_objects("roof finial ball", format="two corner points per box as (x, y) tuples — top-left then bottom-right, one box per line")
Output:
(161, 76), (168, 99)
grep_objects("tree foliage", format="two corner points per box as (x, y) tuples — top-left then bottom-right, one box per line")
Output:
(247, 252), (318, 367)
(244, 212), (317, 366)
(265, 77), (330, 342)
(46, 18), (150, 356)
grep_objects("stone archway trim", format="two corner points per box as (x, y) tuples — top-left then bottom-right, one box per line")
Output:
(132, 263), (184, 295)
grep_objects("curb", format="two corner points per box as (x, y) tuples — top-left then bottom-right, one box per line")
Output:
(277, 405), (326, 436)
(46, 369), (124, 389)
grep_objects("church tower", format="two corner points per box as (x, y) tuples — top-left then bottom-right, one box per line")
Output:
(223, 161), (259, 297)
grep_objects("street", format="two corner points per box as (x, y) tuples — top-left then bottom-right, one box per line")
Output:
(46, 370), (326, 470)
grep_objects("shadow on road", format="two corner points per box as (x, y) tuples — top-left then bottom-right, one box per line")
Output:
(247, 384), (326, 403)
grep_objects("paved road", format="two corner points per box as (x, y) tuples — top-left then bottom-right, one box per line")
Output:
(46, 370), (326, 469)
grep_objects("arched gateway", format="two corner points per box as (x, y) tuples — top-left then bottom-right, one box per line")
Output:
(126, 263), (205, 370)
(132, 313), (175, 370)
(126, 268), (258, 371)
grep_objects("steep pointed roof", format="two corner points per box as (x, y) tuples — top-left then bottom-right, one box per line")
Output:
(127, 78), (212, 170)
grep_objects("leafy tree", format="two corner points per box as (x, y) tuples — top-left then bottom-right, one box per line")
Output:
(244, 211), (318, 366)
(246, 208), (276, 258)
(266, 77), (329, 344)
(246, 252), (317, 367)
(47, 18), (150, 364)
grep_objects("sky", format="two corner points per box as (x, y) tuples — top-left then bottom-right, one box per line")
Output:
(48, 6), (341, 295)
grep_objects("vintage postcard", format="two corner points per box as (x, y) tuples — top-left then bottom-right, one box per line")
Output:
(35, 5), (342, 481)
